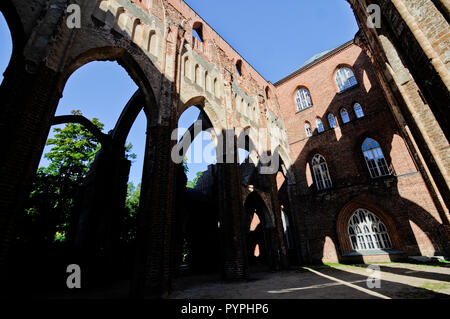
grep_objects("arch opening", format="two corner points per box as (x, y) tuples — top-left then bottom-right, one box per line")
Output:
(14, 59), (153, 292)
(244, 192), (274, 270)
(0, 11), (12, 86)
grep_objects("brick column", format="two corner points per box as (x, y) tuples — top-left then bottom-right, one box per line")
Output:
(72, 146), (131, 287)
(0, 64), (61, 292)
(216, 130), (249, 280)
(269, 173), (289, 269)
(130, 122), (177, 298)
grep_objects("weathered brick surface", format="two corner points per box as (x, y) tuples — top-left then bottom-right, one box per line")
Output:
(275, 43), (448, 263)
(0, 0), (448, 297)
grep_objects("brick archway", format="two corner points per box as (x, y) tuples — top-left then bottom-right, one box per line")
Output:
(336, 199), (403, 255)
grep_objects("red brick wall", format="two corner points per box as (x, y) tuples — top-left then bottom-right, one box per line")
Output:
(274, 43), (444, 263)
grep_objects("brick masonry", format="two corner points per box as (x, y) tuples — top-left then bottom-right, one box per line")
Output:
(0, 0), (448, 297)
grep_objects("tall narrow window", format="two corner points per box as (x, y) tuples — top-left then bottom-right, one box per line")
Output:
(148, 30), (158, 56)
(340, 108), (350, 124)
(354, 103), (364, 118)
(362, 138), (391, 178)
(328, 114), (337, 129)
(184, 57), (190, 79)
(236, 60), (243, 76)
(281, 210), (292, 249)
(305, 122), (312, 137)
(335, 67), (357, 92)
(192, 22), (203, 42)
(213, 78), (219, 97)
(295, 88), (313, 111)
(194, 64), (201, 85)
(311, 154), (332, 190)
(265, 87), (270, 100)
(316, 118), (324, 133)
(348, 208), (392, 250)
(204, 71), (209, 91)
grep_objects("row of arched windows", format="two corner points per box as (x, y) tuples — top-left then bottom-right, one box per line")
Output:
(311, 138), (391, 191)
(184, 57), (221, 97)
(295, 67), (358, 112)
(305, 103), (364, 137)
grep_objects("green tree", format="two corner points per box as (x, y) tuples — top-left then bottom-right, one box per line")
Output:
(23, 110), (106, 245)
(122, 182), (141, 243)
(186, 171), (204, 189)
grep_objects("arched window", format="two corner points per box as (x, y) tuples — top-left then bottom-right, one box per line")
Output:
(362, 138), (391, 178)
(213, 78), (219, 97)
(295, 88), (313, 111)
(236, 60), (243, 76)
(148, 30), (158, 56)
(194, 64), (201, 84)
(184, 57), (190, 78)
(348, 208), (392, 250)
(311, 154), (332, 190)
(192, 22), (204, 42)
(340, 108), (350, 124)
(204, 71), (209, 91)
(354, 103), (364, 118)
(265, 86), (271, 100)
(316, 118), (324, 133)
(305, 122), (312, 137)
(328, 114), (337, 129)
(335, 67), (357, 92)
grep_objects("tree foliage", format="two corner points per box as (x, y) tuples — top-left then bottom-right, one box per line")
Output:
(121, 182), (140, 243)
(23, 110), (105, 245)
(186, 171), (204, 189)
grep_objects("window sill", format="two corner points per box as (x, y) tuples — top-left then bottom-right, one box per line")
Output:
(342, 249), (404, 257)
(295, 106), (313, 114)
(337, 83), (359, 95)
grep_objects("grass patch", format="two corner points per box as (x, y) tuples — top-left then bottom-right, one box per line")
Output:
(420, 282), (450, 292)
(322, 262), (345, 267)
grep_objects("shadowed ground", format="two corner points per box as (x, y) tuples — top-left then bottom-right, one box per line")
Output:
(169, 263), (450, 299)
(32, 262), (450, 299)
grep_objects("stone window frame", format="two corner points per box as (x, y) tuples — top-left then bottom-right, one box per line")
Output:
(311, 154), (332, 191)
(348, 208), (393, 251)
(316, 118), (324, 134)
(335, 66), (358, 93)
(305, 122), (313, 138)
(337, 200), (403, 255)
(354, 103), (365, 118)
(340, 108), (350, 124)
(362, 138), (391, 179)
(328, 113), (337, 129)
(294, 87), (313, 112)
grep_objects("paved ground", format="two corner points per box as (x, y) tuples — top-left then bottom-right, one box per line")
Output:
(169, 263), (450, 299)
(34, 262), (450, 299)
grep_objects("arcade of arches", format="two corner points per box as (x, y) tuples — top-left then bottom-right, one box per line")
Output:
(0, 0), (448, 297)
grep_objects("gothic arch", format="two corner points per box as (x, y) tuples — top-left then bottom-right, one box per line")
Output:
(58, 47), (159, 126)
(112, 89), (147, 147)
(244, 191), (275, 230)
(0, 1), (25, 87)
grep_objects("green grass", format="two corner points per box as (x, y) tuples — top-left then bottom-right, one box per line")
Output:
(420, 282), (450, 292)
(322, 262), (345, 267)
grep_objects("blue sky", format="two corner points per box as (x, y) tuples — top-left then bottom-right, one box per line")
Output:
(0, 2), (358, 185)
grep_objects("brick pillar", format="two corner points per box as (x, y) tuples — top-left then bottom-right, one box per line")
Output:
(0, 64), (61, 292)
(216, 130), (249, 280)
(130, 123), (176, 298)
(72, 146), (131, 287)
(269, 173), (289, 269)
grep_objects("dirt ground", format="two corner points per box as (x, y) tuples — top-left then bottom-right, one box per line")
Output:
(169, 263), (450, 299)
